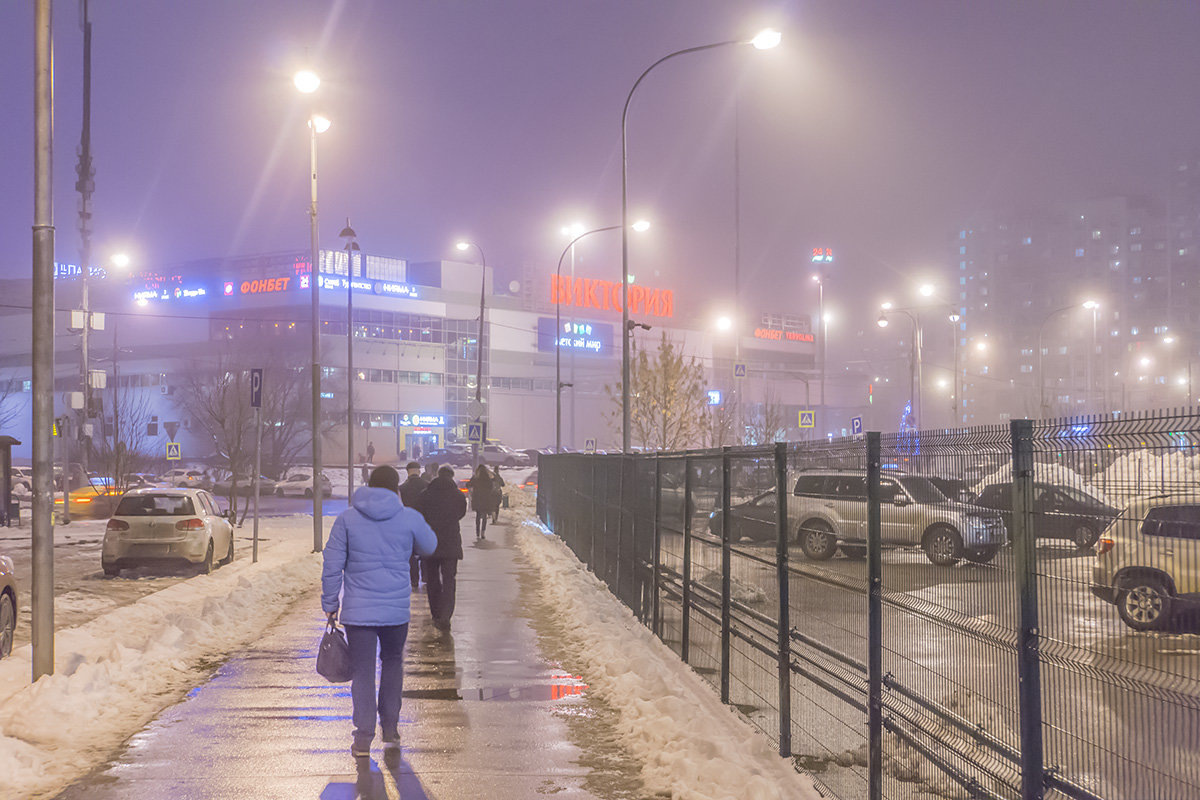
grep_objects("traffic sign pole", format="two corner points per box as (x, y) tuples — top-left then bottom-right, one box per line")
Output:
(251, 368), (262, 563)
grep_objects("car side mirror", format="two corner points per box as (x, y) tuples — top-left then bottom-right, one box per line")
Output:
(893, 495), (909, 507)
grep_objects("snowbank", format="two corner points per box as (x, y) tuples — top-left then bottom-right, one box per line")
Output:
(511, 499), (818, 800)
(0, 515), (326, 800)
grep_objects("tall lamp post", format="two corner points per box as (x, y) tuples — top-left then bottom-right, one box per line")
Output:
(877, 308), (922, 430)
(620, 28), (781, 452)
(339, 220), (359, 497)
(554, 221), (649, 452)
(1037, 301), (1096, 418)
(811, 273), (826, 437)
(455, 240), (487, 467)
(948, 313), (960, 425)
(294, 68), (329, 553)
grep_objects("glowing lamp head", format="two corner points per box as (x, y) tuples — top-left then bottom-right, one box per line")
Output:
(1082, 300), (1100, 310)
(293, 70), (320, 94)
(876, 314), (889, 328)
(562, 222), (586, 237)
(880, 301), (893, 310)
(111, 253), (131, 270)
(310, 114), (331, 133)
(919, 284), (936, 297)
(1140, 357), (1152, 367)
(716, 316), (733, 331)
(751, 28), (782, 50)
(632, 219), (651, 232)
(948, 313), (960, 323)
(455, 241), (470, 252)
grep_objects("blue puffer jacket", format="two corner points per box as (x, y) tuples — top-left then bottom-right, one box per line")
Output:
(321, 487), (437, 626)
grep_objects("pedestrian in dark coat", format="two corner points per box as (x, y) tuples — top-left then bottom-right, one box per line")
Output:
(490, 467), (506, 524)
(418, 466), (467, 631)
(467, 465), (494, 539)
(399, 461), (428, 589)
(321, 465), (437, 757)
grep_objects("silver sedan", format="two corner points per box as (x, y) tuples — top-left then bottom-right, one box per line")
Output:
(101, 488), (236, 577)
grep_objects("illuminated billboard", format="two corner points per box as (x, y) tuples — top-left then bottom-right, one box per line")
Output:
(536, 317), (614, 356)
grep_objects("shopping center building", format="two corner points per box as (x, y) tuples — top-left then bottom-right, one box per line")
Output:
(0, 249), (849, 466)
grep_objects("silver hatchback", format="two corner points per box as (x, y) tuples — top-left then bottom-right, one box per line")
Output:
(101, 488), (236, 576)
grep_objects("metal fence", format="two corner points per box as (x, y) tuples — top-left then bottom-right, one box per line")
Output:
(537, 409), (1200, 800)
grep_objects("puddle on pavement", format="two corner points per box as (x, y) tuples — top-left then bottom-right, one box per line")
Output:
(404, 674), (588, 702)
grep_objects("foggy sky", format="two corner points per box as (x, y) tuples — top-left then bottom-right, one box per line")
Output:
(3, 1), (1199, 340)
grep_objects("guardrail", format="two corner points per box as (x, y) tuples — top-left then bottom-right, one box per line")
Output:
(538, 409), (1200, 800)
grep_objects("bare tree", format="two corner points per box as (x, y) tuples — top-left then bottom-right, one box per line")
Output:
(745, 386), (789, 446)
(0, 372), (28, 435)
(703, 399), (740, 448)
(92, 389), (157, 492)
(606, 333), (708, 451)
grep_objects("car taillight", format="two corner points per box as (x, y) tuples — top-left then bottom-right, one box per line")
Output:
(75, 497), (92, 504)
(1095, 538), (1114, 556)
(175, 518), (204, 531)
(106, 519), (129, 531)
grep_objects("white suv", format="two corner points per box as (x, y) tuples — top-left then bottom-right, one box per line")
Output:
(1092, 496), (1200, 631)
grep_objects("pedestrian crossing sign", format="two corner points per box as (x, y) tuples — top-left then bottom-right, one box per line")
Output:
(467, 422), (484, 444)
(799, 410), (815, 429)
(733, 362), (747, 379)
(166, 442), (182, 460)
(584, 438), (597, 454)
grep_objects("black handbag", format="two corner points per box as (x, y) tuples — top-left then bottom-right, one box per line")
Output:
(316, 621), (353, 683)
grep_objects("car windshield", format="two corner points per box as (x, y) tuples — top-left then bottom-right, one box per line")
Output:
(899, 477), (950, 504)
(115, 494), (196, 516)
(1056, 484), (1104, 506)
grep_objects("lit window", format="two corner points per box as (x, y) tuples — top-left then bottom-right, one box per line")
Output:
(959, 246), (967, 254)
(1075, 248), (1085, 257)
(1092, 230), (1102, 240)
(1022, 236), (1032, 245)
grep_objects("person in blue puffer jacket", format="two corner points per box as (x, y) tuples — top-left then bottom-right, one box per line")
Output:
(322, 465), (437, 757)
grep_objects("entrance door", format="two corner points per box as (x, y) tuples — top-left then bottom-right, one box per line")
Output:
(406, 433), (439, 462)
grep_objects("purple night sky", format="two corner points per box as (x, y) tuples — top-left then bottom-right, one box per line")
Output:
(3, 1), (1199, 333)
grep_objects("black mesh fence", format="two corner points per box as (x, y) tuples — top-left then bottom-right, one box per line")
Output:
(537, 410), (1200, 800)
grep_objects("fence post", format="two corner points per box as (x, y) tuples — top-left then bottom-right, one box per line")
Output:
(681, 456), (693, 665)
(720, 446), (732, 705)
(652, 456), (662, 636)
(589, 456), (597, 572)
(615, 455), (625, 600)
(866, 432), (882, 800)
(1011, 419), (1045, 800)
(774, 441), (792, 758)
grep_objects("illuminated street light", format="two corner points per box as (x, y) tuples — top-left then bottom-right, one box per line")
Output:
(111, 252), (131, 270)
(716, 315), (733, 331)
(455, 239), (488, 466)
(876, 314), (889, 328)
(293, 69), (320, 94)
(881, 301), (893, 310)
(621, 28), (781, 451)
(310, 114), (331, 134)
(631, 219), (651, 233)
(918, 284), (936, 298)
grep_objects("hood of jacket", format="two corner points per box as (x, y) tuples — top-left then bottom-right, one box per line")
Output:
(426, 475), (459, 494)
(352, 486), (403, 519)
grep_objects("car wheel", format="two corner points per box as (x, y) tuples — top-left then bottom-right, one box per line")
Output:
(1117, 576), (1172, 631)
(798, 521), (837, 561)
(221, 533), (235, 566)
(963, 545), (999, 564)
(198, 540), (215, 575)
(1071, 524), (1099, 551)
(0, 592), (14, 658)
(924, 526), (963, 566)
(304, 488), (313, 499)
(102, 563), (121, 577)
(840, 545), (867, 560)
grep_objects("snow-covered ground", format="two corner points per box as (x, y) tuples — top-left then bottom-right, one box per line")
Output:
(510, 500), (820, 800)
(0, 515), (327, 800)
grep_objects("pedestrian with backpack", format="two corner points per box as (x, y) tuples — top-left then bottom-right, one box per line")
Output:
(321, 465), (437, 758)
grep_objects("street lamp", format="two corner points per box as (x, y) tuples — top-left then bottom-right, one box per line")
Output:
(620, 28), (781, 452)
(455, 240), (487, 466)
(1037, 301), (1095, 418)
(877, 308), (922, 429)
(295, 67), (329, 553)
(339, 220), (359, 498)
(812, 273), (827, 438)
(554, 222), (648, 452)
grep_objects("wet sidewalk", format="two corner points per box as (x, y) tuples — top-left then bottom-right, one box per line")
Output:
(54, 521), (630, 800)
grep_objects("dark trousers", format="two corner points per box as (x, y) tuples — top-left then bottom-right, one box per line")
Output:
(344, 623), (409, 744)
(422, 558), (459, 623)
(410, 555), (421, 589)
(475, 511), (488, 537)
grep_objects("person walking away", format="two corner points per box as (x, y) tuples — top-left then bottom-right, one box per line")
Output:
(490, 466), (505, 524)
(399, 461), (429, 590)
(467, 464), (493, 540)
(421, 461), (438, 484)
(418, 466), (467, 631)
(321, 465), (437, 758)
(366, 441), (376, 465)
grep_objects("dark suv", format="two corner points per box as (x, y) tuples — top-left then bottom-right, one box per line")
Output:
(972, 482), (1118, 550)
(791, 471), (1007, 566)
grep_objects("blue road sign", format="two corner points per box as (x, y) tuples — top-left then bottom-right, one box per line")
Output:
(166, 442), (182, 460)
(799, 410), (815, 429)
(733, 362), (747, 379)
(250, 368), (264, 409)
(851, 416), (863, 435)
(584, 438), (597, 454)
(467, 422), (484, 444)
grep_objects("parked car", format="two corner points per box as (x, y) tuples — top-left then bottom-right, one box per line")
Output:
(55, 482), (125, 519)
(708, 490), (782, 543)
(480, 444), (530, 467)
(1092, 496), (1199, 631)
(9, 467), (32, 492)
(212, 474), (277, 496)
(102, 488), (236, 576)
(425, 446), (471, 467)
(161, 468), (207, 488)
(0, 552), (16, 659)
(275, 471), (332, 498)
(789, 470), (1008, 566)
(521, 470), (538, 491)
(972, 481), (1119, 550)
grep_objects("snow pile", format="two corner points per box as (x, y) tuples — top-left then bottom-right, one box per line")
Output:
(1093, 450), (1200, 501)
(514, 512), (819, 800)
(0, 515), (326, 800)
(972, 462), (1114, 506)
